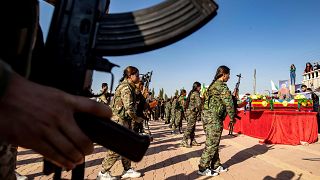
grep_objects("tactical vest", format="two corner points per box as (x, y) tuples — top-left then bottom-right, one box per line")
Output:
(111, 80), (136, 120)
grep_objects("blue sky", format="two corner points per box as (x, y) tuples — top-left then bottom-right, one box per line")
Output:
(39, 0), (320, 96)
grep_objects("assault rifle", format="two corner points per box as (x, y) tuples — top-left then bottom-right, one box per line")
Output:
(228, 74), (242, 136)
(40, 0), (218, 179)
(139, 71), (154, 141)
(141, 71), (153, 98)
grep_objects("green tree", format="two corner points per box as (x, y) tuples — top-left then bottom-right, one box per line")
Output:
(175, 90), (179, 96)
(164, 94), (168, 101)
(159, 88), (164, 99)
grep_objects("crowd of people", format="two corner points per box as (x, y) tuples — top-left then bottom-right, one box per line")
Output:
(94, 65), (237, 179)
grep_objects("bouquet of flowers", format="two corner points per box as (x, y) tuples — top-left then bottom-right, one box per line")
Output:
(294, 94), (312, 110)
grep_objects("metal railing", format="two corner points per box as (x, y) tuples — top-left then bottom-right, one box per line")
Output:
(302, 70), (320, 89)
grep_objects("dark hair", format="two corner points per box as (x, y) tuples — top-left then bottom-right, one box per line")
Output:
(301, 84), (307, 88)
(119, 66), (139, 82)
(208, 65), (230, 88)
(305, 62), (313, 73)
(180, 89), (186, 95)
(185, 81), (201, 110)
(102, 83), (108, 88)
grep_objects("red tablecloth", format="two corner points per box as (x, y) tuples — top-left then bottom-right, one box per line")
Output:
(224, 110), (318, 145)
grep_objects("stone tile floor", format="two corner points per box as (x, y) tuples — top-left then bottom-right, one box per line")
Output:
(17, 120), (320, 179)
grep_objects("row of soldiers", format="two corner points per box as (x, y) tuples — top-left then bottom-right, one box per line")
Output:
(163, 82), (203, 148)
(95, 65), (238, 178)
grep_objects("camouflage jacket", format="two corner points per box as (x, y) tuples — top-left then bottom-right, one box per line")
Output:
(165, 101), (172, 111)
(111, 79), (138, 121)
(175, 95), (185, 112)
(203, 80), (235, 120)
(187, 91), (202, 113)
(97, 89), (111, 104)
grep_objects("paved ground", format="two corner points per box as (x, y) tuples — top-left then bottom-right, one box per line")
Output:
(17, 120), (320, 180)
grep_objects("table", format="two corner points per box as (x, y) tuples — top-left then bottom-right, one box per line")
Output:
(224, 110), (319, 145)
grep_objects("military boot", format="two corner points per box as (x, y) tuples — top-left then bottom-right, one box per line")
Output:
(191, 139), (201, 146)
(186, 139), (192, 148)
(180, 140), (191, 148)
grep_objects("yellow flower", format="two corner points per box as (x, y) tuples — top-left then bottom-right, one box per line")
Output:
(282, 100), (288, 107)
(262, 101), (268, 107)
(301, 102), (307, 106)
(294, 94), (306, 99)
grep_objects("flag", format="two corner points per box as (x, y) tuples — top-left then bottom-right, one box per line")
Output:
(200, 83), (207, 97)
(271, 80), (278, 91)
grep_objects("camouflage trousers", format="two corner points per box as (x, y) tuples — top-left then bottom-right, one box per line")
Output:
(0, 142), (17, 180)
(164, 108), (171, 124)
(132, 121), (144, 134)
(171, 110), (182, 130)
(182, 111), (197, 141)
(199, 112), (223, 170)
(101, 116), (131, 171)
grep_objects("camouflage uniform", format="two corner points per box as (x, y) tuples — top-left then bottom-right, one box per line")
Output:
(164, 100), (172, 124)
(181, 91), (202, 145)
(174, 95), (185, 132)
(171, 96), (185, 132)
(133, 88), (148, 134)
(169, 98), (177, 128)
(199, 80), (235, 171)
(102, 79), (138, 172)
(0, 142), (17, 180)
(97, 89), (111, 105)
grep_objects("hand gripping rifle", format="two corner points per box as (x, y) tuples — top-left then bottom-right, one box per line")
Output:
(228, 74), (242, 136)
(41, 0), (218, 179)
(139, 71), (154, 141)
(141, 71), (153, 99)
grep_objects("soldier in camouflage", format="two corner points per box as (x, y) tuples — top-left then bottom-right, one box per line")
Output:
(180, 82), (202, 148)
(169, 96), (177, 129)
(198, 65), (236, 177)
(97, 66), (144, 180)
(97, 83), (113, 105)
(164, 98), (172, 124)
(171, 90), (186, 134)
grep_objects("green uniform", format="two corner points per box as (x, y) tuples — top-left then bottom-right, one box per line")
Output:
(169, 98), (177, 128)
(102, 79), (137, 171)
(171, 96), (185, 131)
(182, 91), (202, 142)
(164, 101), (172, 124)
(199, 80), (235, 170)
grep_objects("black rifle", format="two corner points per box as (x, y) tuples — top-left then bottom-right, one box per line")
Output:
(140, 71), (154, 140)
(41, 0), (218, 179)
(229, 74), (242, 136)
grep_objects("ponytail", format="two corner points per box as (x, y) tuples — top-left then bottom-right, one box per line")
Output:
(185, 82), (201, 110)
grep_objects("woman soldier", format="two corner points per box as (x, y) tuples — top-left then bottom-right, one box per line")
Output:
(180, 82), (202, 148)
(198, 65), (236, 177)
(97, 66), (144, 180)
